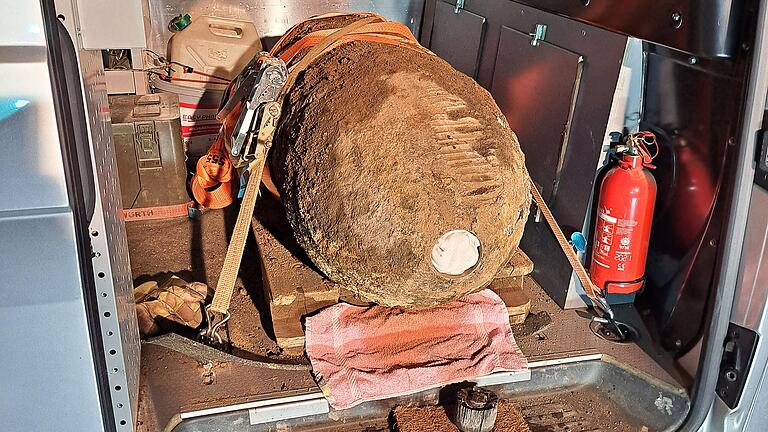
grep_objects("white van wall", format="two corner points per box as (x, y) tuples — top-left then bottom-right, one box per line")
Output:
(145, 0), (424, 53)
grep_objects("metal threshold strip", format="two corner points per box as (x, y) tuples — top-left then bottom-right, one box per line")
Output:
(171, 353), (603, 428)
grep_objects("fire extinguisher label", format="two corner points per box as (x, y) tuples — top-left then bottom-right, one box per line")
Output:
(594, 211), (616, 266)
(614, 218), (638, 271)
(593, 209), (636, 272)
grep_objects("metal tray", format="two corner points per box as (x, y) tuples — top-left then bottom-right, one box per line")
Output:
(169, 354), (689, 432)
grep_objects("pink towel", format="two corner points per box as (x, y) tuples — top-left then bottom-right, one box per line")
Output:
(304, 289), (528, 409)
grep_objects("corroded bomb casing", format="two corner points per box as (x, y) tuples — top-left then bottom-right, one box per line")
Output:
(270, 14), (531, 307)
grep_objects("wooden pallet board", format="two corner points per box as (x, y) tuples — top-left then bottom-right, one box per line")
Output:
(256, 216), (536, 350)
(496, 249), (535, 278)
(489, 276), (532, 325)
(253, 221), (339, 353)
(490, 249), (535, 325)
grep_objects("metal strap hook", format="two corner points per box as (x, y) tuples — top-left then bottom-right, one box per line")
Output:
(198, 305), (231, 346)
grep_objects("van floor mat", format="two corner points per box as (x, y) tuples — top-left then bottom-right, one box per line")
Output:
(163, 358), (687, 432)
(392, 402), (530, 432)
(500, 359), (689, 432)
(516, 396), (627, 432)
(126, 198), (686, 390)
(514, 280), (688, 389)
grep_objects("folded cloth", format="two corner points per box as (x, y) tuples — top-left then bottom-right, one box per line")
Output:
(305, 289), (528, 410)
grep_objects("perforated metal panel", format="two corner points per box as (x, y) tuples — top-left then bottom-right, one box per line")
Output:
(78, 43), (140, 432)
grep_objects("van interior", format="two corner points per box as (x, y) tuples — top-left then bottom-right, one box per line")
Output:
(46, 0), (765, 431)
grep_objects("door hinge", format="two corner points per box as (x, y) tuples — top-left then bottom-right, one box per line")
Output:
(716, 322), (758, 409)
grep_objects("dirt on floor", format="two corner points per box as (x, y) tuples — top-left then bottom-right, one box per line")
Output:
(136, 338), (316, 431)
(512, 390), (636, 432)
(513, 276), (685, 387)
(128, 198), (682, 431)
(126, 205), (304, 364)
(393, 401), (530, 432)
(126, 200), (683, 376)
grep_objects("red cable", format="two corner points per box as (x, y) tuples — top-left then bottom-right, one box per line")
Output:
(190, 70), (229, 81)
(168, 61), (230, 82)
(170, 76), (226, 84)
(154, 74), (228, 85)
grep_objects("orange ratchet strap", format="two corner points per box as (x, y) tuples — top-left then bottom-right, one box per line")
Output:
(121, 200), (196, 222)
(273, 20), (423, 64)
(190, 129), (236, 209)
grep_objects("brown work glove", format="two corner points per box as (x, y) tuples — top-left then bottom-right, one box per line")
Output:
(134, 276), (212, 338)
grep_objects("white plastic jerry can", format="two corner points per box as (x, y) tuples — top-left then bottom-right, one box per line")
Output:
(167, 15), (263, 88)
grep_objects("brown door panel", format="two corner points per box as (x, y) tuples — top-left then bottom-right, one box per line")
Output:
(430, 0), (487, 78)
(490, 26), (582, 202)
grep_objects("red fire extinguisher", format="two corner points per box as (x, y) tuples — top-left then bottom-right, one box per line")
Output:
(589, 132), (658, 294)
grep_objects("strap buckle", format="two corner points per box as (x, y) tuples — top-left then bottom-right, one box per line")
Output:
(216, 53), (268, 119)
(226, 56), (287, 164)
(198, 305), (231, 347)
(589, 290), (628, 341)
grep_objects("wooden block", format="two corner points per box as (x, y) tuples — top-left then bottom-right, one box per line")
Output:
(489, 276), (531, 325)
(253, 220), (339, 351)
(275, 335), (305, 352)
(496, 250), (534, 278)
(338, 287), (374, 306)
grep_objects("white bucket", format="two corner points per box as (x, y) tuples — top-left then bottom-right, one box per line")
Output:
(150, 76), (225, 156)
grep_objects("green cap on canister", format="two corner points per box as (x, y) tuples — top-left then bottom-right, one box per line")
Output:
(169, 14), (191, 32)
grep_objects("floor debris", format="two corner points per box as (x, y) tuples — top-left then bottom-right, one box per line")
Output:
(392, 402), (530, 432)
(511, 311), (553, 337)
